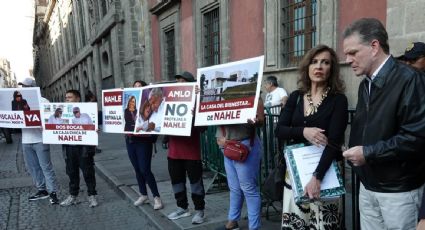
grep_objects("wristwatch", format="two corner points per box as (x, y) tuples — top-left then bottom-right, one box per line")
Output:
(312, 171), (319, 178)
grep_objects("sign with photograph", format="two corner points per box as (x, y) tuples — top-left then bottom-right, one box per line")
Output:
(102, 83), (196, 136)
(0, 87), (42, 128)
(195, 56), (264, 126)
(102, 88), (133, 134)
(41, 103), (98, 145)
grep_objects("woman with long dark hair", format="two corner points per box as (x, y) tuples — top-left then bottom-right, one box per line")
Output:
(276, 44), (348, 229)
(123, 95), (137, 132)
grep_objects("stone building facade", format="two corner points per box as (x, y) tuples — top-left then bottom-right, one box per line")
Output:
(33, 0), (153, 102)
(0, 58), (17, 88)
(33, 0), (425, 107)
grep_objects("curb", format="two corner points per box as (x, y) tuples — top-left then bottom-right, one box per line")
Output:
(94, 161), (181, 230)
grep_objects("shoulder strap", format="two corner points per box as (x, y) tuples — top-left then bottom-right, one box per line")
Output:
(220, 126), (226, 137)
(221, 126), (254, 147)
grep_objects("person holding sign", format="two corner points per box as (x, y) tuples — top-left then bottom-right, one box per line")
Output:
(19, 77), (60, 205)
(60, 90), (98, 208)
(275, 44), (348, 229)
(126, 80), (163, 210)
(216, 100), (264, 230)
(165, 72), (206, 224)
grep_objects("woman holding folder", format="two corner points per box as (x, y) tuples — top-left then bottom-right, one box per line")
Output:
(275, 44), (348, 229)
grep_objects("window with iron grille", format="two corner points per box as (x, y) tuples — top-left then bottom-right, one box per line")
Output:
(164, 28), (176, 80)
(203, 8), (220, 67)
(281, 0), (317, 67)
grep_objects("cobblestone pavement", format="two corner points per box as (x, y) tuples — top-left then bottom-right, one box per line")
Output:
(0, 133), (157, 230)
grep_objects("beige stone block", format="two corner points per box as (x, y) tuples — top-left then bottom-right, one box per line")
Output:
(405, 3), (425, 34)
(386, 7), (405, 37)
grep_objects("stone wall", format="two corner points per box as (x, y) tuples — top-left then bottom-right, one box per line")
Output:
(33, 0), (150, 102)
(387, 0), (425, 56)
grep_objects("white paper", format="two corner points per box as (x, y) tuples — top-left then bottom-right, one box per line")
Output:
(292, 145), (341, 190)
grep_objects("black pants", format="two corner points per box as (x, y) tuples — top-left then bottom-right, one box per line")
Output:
(64, 145), (97, 196)
(1, 128), (12, 143)
(168, 158), (205, 210)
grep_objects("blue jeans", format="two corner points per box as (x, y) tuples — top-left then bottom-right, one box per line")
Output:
(22, 142), (58, 193)
(223, 137), (262, 230)
(126, 138), (160, 197)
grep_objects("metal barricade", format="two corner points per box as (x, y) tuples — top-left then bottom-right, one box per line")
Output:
(200, 107), (281, 192)
(200, 108), (360, 229)
(200, 125), (226, 177)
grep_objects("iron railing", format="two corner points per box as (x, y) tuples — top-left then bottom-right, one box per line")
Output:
(200, 107), (359, 229)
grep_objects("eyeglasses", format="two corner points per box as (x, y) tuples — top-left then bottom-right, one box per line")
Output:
(73, 111), (80, 114)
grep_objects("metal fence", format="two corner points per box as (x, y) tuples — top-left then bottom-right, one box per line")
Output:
(200, 106), (281, 185)
(200, 107), (359, 229)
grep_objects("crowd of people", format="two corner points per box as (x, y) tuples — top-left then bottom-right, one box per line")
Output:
(6, 17), (425, 230)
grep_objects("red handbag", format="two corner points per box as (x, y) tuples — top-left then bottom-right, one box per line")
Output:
(223, 140), (250, 162)
(221, 127), (254, 162)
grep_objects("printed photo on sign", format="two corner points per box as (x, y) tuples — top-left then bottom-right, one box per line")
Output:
(195, 56), (264, 126)
(123, 90), (141, 133)
(0, 87), (42, 128)
(134, 83), (196, 136)
(41, 103), (98, 145)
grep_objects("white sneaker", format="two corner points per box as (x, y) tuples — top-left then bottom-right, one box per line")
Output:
(60, 195), (78, 206)
(167, 207), (191, 220)
(153, 196), (163, 210)
(191, 210), (205, 224)
(88, 195), (98, 208)
(134, 195), (149, 206)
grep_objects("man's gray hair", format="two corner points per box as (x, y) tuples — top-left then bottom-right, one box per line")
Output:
(343, 18), (390, 54)
(149, 87), (163, 99)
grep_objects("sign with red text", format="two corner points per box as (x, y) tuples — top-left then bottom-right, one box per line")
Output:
(0, 87), (42, 128)
(41, 103), (98, 145)
(102, 88), (144, 134)
(134, 83), (196, 136)
(195, 56), (264, 126)
(102, 83), (196, 136)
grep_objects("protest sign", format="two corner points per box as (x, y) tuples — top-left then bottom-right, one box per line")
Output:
(102, 88), (140, 134)
(134, 83), (196, 136)
(0, 87), (42, 128)
(195, 56), (264, 126)
(102, 83), (196, 136)
(41, 103), (98, 145)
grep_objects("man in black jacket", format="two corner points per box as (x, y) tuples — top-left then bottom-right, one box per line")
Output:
(342, 18), (425, 230)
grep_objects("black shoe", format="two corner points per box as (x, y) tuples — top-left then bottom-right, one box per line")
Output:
(28, 190), (49, 201)
(49, 192), (59, 205)
(216, 223), (239, 230)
